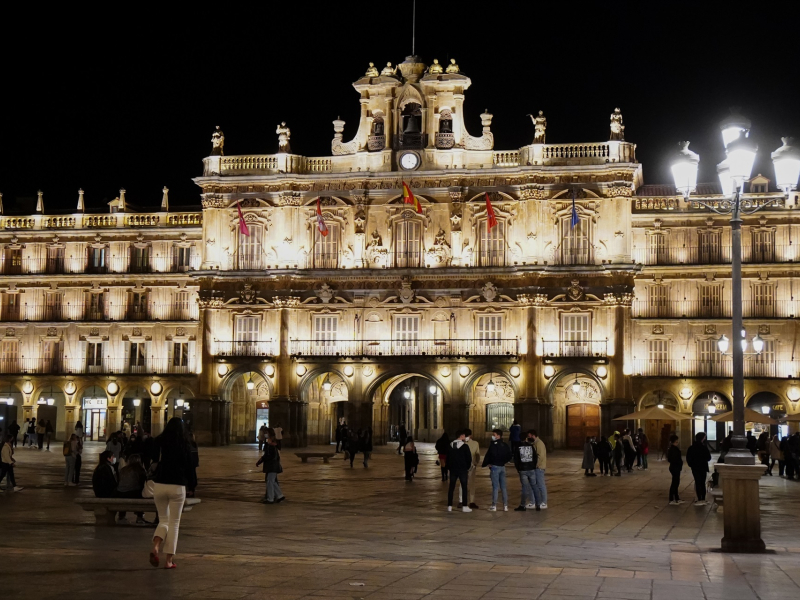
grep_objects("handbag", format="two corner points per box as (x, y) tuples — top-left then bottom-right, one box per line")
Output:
(142, 462), (158, 498)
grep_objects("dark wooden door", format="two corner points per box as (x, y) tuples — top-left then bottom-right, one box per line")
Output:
(566, 403), (600, 449)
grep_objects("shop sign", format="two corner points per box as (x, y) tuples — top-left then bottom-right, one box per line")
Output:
(83, 397), (108, 409)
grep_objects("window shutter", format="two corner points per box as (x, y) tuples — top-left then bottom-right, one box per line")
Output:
(188, 340), (197, 373)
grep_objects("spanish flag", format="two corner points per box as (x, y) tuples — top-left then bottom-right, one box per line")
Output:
(402, 181), (422, 214)
(485, 192), (498, 229)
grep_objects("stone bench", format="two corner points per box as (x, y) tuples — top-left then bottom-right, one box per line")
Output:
(709, 488), (723, 512)
(74, 497), (201, 526)
(295, 452), (335, 464)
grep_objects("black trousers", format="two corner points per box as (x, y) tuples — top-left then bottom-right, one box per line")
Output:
(598, 458), (610, 474)
(692, 468), (707, 501)
(73, 455), (82, 484)
(669, 468), (681, 501)
(447, 471), (468, 506)
(37, 433), (44, 449)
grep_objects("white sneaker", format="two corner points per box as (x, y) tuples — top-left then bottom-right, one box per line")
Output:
(488, 505), (496, 511)
(447, 506), (452, 512)
(693, 501), (705, 506)
(462, 506), (472, 513)
(525, 503), (536, 509)
(504, 505), (508, 512)
(669, 500), (679, 505)
(13, 487), (23, 492)
(539, 503), (548, 509)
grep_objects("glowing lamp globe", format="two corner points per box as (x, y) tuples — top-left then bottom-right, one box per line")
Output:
(726, 134), (757, 184)
(761, 405), (771, 415)
(429, 385), (438, 395)
(752, 334), (764, 354)
(403, 389), (411, 399)
(671, 141), (699, 198)
(772, 137), (800, 192)
(571, 379), (581, 394)
(657, 404), (665, 409)
(717, 334), (729, 354)
(717, 160), (735, 196)
(132, 398), (141, 407)
(719, 108), (751, 148)
(322, 380), (332, 392)
(486, 380), (495, 394)
(246, 381), (255, 390)
(707, 403), (716, 414)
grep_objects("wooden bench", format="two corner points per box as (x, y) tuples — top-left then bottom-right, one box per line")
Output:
(295, 452), (335, 464)
(74, 497), (201, 526)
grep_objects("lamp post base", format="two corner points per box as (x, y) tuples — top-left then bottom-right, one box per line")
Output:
(715, 463), (766, 553)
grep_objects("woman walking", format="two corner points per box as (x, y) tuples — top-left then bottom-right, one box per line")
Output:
(582, 436), (596, 476)
(435, 432), (450, 481)
(403, 436), (418, 481)
(74, 420), (84, 442)
(1, 435), (23, 492)
(256, 428), (285, 504)
(686, 432), (712, 505)
(667, 434), (684, 505)
(769, 434), (782, 476)
(149, 417), (195, 570)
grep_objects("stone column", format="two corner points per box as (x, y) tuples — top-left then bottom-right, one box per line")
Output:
(150, 405), (164, 436)
(715, 463), (766, 553)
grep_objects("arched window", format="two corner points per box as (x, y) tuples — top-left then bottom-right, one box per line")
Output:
(478, 219), (505, 266)
(399, 103), (424, 149)
(394, 219), (422, 267)
(372, 116), (384, 136)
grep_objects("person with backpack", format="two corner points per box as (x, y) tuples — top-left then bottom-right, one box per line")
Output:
(667, 434), (685, 505)
(446, 430), (473, 513)
(512, 432), (538, 510)
(685, 431), (712, 505)
(482, 429), (512, 511)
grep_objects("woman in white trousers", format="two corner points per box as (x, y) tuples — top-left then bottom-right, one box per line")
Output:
(149, 417), (197, 569)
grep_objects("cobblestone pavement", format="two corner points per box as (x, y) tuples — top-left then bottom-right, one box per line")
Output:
(2, 441), (800, 600)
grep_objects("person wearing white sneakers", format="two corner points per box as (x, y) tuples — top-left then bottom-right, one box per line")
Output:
(482, 429), (512, 512)
(0, 434), (24, 492)
(446, 430), (473, 513)
(530, 430), (548, 509)
(686, 431), (712, 506)
(666, 434), (685, 505)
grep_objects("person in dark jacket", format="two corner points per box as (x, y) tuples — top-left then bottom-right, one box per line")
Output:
(447, 430), (473, 512)
(612, 434), (624, 476)
(9, 421), (20, 448)
(361, 427), (373, 468)
(582, 436), (596, 476)
(686, 431), (712, 505)
(666, 434), (685, 504)
(434, 432), (450, 481)
(116, 453), (148, 525)
(334, 419), (344, 454)
(745, 431), (757, 456)
(92, 450), (117, 498)
(595, 436), (612, 476)
(509, 420), (522, 454)
(481, 429), (512, 511)
(403, 436), (418, 480)
(512, 433), (538, 511)
(397, 423), (407, 455)
(149, 417), (195, 570)
(256, 428), (285, 504)
(348, 429), (361, 468)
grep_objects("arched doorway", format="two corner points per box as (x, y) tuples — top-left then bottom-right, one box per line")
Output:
(552, 372), (602, 449)
(165, 385), (196, 433)
(34, 385), (67, 443)
(747, 392), (785, 438)
(640, 391), (680, 455)
(365, 372), (444, 445)
(693, 392), (731, 451)
(299, 370), (350, 445)
(467, 371), (515, 444)
(80, 385), (108, 442)
(226, 370), (269, 444)
(121, 386), (151, 435)
(0, 384), (22, 442)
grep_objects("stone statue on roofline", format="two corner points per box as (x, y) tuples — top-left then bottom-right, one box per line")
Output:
(276, 122), (291, 153)
(365, 62), (379, 77)
(211, 125), (224, 156)
(445, 58), (460, 73)
(528, 110), (547, 144)
(380, 62), (397, 77)
(609, 107), (625, 141)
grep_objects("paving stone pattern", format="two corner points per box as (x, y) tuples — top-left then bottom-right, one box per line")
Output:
(2, 441), (800, 599)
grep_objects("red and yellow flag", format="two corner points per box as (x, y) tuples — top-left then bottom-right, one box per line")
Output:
(485, 192), (498, 229)
(402, 181), (422, 214)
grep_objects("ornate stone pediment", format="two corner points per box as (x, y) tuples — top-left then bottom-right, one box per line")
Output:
(481, 282), (497, 302)
(566, 279), (583, 301)
(399, 278), (415, 304)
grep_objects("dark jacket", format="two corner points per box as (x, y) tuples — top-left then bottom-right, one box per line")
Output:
(482, 439), (512, 467)
(92, 462), (117, 498)
(434, 436), (450, 456)
(361, 432), (373, 453)
(667, 445), (683, 471)
(257, 443), (282, 474)
(116, 463), (146, 494)
(595, 440), (612, 460)
(152, 436), (195, 487)
(613, 441), (624, 461)
(447, 440), (472, 473)
(512, 440), (537, 472)
(686, 441), (712, 472)
(509, 424), (522, 443)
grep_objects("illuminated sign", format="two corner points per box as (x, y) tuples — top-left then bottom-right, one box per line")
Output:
(83, 397), (107, 409)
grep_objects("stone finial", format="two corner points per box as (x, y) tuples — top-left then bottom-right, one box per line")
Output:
(119, 188), (127, 212)
(332, 117), (345, 138)
(445, 58), (460, 74)
(161, 187), (169, 211)
(36, 190), (43, 213)
(365, 62), (379, 77)
(77, 189), (85, 212)
(480, 109), (493, 132)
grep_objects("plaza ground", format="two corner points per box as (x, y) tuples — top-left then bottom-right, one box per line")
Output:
(2, 442), (800, 600)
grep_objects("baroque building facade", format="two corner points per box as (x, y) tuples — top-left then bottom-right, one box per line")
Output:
(2, 55), (799, 449)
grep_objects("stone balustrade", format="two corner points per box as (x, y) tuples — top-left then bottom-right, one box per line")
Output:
(3, 217), (35, 229)
(493, 151), (520, 167)
(125, 215), (160, 227)
(44, 216), (76, 228)
(84, 215), (118, 227)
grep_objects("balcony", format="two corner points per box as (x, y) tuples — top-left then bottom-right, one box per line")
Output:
(631, 358), (799, 379)
(542, 340), (607, 359)
(289, 339), (519, 358)
(0, 357), (194, 375)
(213, 340), (276, 358)
(0, 249), (198, 276)
(632, 300), (795, 319)
(551, 250), (594, 266)
(367, 134), (386, 151)
(633, 245), (797, 266)
(0, 302), (198, 323)
(435, 132), (455, 149)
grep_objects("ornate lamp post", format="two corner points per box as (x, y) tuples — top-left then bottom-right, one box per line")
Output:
(670, 114), (800, 552)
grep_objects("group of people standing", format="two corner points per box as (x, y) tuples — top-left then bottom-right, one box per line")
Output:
(334, 420), (374, 468)
(8, 418), (55, 451)
(582, 428), (650, 477)
(755, 431), (800, 479)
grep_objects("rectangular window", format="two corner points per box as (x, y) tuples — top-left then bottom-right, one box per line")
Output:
(314, 223), (339, 269)
(750, 339), (776, 377)
(172, 245), (193, 272)
(88, 247), (107, 273)
(130, 246), (150, 273)
(394, 220), (422, 267)
(479, 220), (505, 266)
(698, 338), (724, 377)
(239, 225), (263, 270)
(751, 283), (774, 318)
(647, 285), (668, 317)
(647, 234), (667, 265)
(129, 342), (146, 368)
(648, 339), (669, 375)
(87, 293), (105, 321)
(87, 342), (103, 368)
(173, 342), (189, 367)
(47, 247), (65, 274)
(174, 291), (191, 320)
(477, 314), (502, 349)
(394, 315), (419, 352)
(698, 231), (721, 264)
(750, 230), (775, 263)
(128, 292), (148, 320)
(45, 292), (63, 321)
(42, 340), (60, 372)
(4, 248), (22, 275)
(1, 340), (19, 372)
(2, 294), (20, 321)
(486, 403), (514, 432)
(314, 315), (338, 347)
(560, 313), (590, 356)
(700, 284), (723, 318)
(235, 316), (259, 342)
(560, 216), (591, 265)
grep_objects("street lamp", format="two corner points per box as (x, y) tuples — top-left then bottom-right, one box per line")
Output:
(429, 384), (438, 395)
(707, 402), (717, 414)
(671, 117), (800, 468)
(322, 374), (332, 392)
(403, 387), (411, 400)
(571, 375), (581, 395)
(486, 374), (496, 394)
(761, 405), (771, 415)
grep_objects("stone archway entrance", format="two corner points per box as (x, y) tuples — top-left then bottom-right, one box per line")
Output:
(566, 404), (600, 449)
(551, 372), (603, 449)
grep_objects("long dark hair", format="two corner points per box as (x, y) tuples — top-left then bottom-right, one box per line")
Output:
(159, 417), (189, 450)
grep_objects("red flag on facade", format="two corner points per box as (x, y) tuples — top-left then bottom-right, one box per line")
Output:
(316, 197), (329, 236)
(402, 181), (423, 214)
(485, 192), (498, 229)
(237, 201), (250, 236)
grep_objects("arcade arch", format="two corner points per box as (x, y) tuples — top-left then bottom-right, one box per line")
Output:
(224, 369), (270, 444)
(302, 370), (350, 445)
(549, 370), (603, 449)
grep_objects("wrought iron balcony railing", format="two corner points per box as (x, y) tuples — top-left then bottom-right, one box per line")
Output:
(213, 340), (277, 357)
(0, 302), (198, 322)
(632, 300), (795, 319)
(542, 340), (607, 358)
(631, 358), (798, 379)
(290, 338), (519, 358)
(633, 245), (797, 266)
(0, 357), (194, 375)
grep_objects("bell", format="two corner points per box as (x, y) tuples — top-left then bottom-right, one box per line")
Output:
(404, 116), (421, 134)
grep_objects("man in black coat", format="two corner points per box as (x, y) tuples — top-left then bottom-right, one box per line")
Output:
(447, 430), (473, 513)
(92, 451), (117, 498)
(686, 432), (712, 505)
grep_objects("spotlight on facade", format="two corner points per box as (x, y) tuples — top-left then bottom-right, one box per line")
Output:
(217, 364), (229, 377)
(265, 364), (275, 377)
(343, 365), (354, 377)
(296, 365), (307, 376)
(788, 387), (800, 402)
(596, 366), (608, 379)
(761, 405), (771, 415)
(429, 385), (438, 395)
(440, 366), (451, 377)
(543, 365), (555, 378)
(133, 398), (141, 407)
(707, 403), (716, 414)
(459, 366), (470, 377)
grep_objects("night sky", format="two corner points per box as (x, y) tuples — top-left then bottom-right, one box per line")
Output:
(3, 2), (799, 213)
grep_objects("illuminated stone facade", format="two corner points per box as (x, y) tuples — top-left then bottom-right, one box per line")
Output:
(2, 55), (799, 449)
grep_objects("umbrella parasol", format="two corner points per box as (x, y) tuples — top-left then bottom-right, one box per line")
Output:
(613, 405), (692, 421)
(710, 408), (777, 424)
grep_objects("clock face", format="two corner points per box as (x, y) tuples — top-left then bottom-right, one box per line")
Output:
(400, 152), (419, 170)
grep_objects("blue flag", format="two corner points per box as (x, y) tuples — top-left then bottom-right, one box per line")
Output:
(570, 189), (579, 229)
